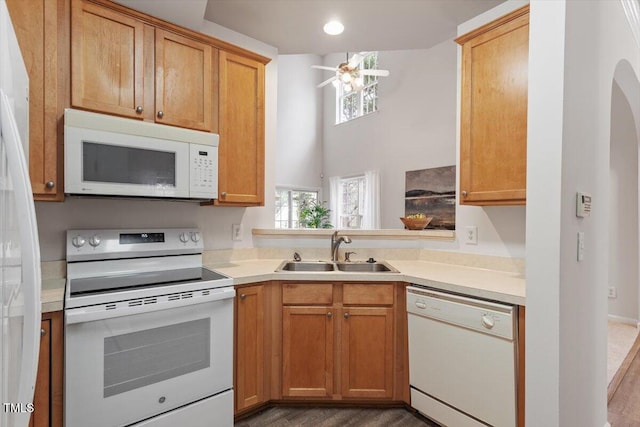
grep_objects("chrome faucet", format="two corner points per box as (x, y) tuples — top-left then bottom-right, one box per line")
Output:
(331, 231), (352, 262)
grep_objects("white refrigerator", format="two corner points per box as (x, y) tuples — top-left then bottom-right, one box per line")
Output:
(0, 1), (42, 427)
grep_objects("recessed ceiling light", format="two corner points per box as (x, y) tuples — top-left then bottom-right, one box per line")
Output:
(323, 20), (344, 36)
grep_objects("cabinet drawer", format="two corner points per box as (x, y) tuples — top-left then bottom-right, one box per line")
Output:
(282, 283), (333, 305)
(343, 284), (394, 306)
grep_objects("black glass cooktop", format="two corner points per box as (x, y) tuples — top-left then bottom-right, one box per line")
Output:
(69, 267), (228, 297)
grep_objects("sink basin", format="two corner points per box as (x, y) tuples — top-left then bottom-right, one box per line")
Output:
(277, 261), (335, 272)
(334, 261), (398, 273)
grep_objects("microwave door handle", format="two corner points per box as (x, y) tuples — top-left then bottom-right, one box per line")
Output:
(65, 287), (236, 324)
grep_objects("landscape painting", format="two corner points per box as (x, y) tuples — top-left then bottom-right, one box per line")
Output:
(405, 166), (456, 230)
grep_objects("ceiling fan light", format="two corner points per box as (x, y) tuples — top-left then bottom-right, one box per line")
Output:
(323, 20), (344, 36)
(344, 83), (352, 93)
(340, 72), (352, 83)
(331, 79), (340, 88)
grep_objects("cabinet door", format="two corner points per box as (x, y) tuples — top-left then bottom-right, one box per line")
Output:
(29, 320), (50, 427)
(71, 0), (145, 119)
(282, 306), (333, 397)
(457, 6), (529, 205)
(217, 51), (265, 205)
(7, 0), (65, 201)
(155, 29), (214, 131)
(235, 285), (265, 412)
(341, 307), (394, 399)
(29, 311), (63, 427)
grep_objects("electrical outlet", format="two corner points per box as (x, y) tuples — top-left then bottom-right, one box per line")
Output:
(608, 287), (617, 299)
(464, 226), (478, 245)
(232, 224), (242, 241)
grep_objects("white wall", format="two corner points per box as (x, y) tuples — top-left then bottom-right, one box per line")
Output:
(608, 80), (639, 323)
(276, 55), (324, 191)
(526, 0), (640, 426)
(35, 16), (279, 262)
(319, 40), (526, 258)
(322, 45), (457, 230)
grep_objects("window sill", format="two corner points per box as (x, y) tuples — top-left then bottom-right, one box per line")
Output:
(252, 228), (455, 241)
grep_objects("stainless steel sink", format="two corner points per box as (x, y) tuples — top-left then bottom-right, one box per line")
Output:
(275, 260), (399, 273)
(276, 261), (335, 272)
(335, 261), (398, 273)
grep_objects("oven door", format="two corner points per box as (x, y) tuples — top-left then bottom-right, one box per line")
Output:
(64, 287), (234, 427)
(64, 125), (190, 198)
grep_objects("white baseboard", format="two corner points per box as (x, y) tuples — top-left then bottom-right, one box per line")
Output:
(607, 313), (640, 328)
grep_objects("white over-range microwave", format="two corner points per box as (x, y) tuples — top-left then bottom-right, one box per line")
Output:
(64, 108), (218, 200)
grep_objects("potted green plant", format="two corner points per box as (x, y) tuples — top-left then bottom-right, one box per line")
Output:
(298, 200), (333, 229)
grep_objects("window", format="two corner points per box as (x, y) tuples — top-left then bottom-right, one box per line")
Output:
(329, 171), (380, 229)
(336, 52), (379, 124)
(275, 188), (319, 228)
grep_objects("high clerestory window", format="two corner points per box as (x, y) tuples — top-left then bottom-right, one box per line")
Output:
(336, 52), (379, 124)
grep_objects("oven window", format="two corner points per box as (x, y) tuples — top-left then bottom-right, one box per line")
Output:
(103, 318), (210, 397)
(82, 141), (176, 186)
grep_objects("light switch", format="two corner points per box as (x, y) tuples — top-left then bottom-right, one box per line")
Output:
(577, 231), (585, 261)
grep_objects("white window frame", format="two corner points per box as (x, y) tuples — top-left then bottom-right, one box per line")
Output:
(275, 186), (321, 229)
(335, 52), (380, 124)
(335, 175), (366, 229)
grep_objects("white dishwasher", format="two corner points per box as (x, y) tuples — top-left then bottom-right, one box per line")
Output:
(407, 286), (518, 427)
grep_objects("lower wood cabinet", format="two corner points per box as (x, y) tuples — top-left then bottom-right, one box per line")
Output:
(29, 311), (63, 427)
(280, 282), (401, 401)
(282, 306), (334, 397)
(235, 284), (266, 412)
(233, 280), (409, 418)
(340, 306), (394, 398)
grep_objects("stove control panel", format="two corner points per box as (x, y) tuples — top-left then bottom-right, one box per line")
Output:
(67, 228), (204, 262)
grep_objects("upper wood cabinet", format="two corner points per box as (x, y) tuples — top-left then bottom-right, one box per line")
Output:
(216, 51), (265, 206)
(71, 0), (218, 132)
(7, 0), (67, 201)
(71, 0), (145, 119)
(155, 29), (215, 131)
(456, 5), (529, 206)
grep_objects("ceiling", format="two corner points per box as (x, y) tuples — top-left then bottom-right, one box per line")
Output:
(203, 0), (505, 55)
(115, 0), (505, 55)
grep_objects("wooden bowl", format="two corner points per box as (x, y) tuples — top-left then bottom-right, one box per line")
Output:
(400, 217), (433, 230)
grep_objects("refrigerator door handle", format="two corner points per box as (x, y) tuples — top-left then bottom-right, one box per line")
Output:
(1, 90), (41, 425)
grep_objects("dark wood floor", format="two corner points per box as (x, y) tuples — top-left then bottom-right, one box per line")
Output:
(235, 407), (440, 427)
(608, 334), (640, 426)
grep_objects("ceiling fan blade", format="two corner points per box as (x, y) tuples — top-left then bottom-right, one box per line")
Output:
(360, 69), (390, 77)
(317, 76), (337, 88)
(347, 53), (362, 68)
(311, 65), (338, 71)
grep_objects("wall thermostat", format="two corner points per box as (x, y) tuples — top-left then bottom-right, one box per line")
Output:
(576, 192), (592, 218)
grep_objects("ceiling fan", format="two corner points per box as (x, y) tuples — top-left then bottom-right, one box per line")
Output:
(312, 52), (390, 91)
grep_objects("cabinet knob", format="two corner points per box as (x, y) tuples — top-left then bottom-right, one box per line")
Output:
(240, 294), (246, 300)
(45, 181), (55, 189)
(40, 328), (46, 337)
(136, 106), (143, 114)
(343, 313), (350, 319)
(157, 111), (164, 119)
(326, 312), (332, 318)
(221, 192), (227, 198)
(461, 191), (468, 196)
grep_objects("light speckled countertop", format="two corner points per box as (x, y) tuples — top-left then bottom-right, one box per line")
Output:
(207, 259), (525, 305)
(40, 258), (526, 312)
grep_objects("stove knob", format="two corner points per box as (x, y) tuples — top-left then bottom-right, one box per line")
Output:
(89, 235), (101, 247)
(179, 232), (189, 243)
(190, 232), (201, 243)
(71, 235), (86, 248)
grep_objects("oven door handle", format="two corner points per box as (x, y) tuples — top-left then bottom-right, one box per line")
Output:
(65, 287), (236, 324)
